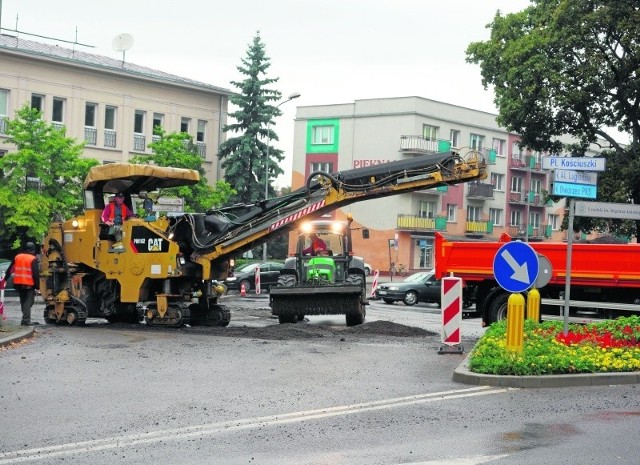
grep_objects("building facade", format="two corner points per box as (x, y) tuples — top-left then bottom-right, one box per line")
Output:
(0, 33), (232, 182)
(291, 97), (602, 275)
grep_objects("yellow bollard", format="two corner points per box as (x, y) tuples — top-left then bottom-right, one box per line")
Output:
(527, 288), (540, 322)
(506, 293), (525, 353)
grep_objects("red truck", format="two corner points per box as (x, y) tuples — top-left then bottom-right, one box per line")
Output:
(434, 232), (640, 326)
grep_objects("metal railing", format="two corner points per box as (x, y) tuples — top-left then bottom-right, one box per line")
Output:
(196, 142), (206, 158)
(133, 134), (146, 152)
(0, 118), (7, 134)
(104, 130), (117, 148)
(467, 182), (494, 199)
(84, 127), (97, 146)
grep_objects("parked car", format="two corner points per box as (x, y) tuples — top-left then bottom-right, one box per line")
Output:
(224, 261), (285, 291)
(374, 270), (475, 308)
(364, 263), (372, 276)
(0, 260), (15, 293)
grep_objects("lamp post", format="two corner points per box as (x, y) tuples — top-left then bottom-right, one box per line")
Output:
(263, 92), (301, 261)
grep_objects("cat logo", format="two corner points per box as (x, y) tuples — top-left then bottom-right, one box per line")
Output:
(148, 238), (163, 252)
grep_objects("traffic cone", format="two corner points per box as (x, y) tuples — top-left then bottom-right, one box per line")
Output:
(240, 282), (246, 297)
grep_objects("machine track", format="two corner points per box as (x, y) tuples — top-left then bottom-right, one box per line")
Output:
(144, 302), (191, 328)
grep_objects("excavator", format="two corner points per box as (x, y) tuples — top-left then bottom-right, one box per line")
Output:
(40, 149), (487, 327)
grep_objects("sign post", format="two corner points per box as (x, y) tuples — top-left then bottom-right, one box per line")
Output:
(254, 266), (261, 295)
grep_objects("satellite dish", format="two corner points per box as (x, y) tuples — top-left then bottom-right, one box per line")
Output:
(112, 33), (134, 65)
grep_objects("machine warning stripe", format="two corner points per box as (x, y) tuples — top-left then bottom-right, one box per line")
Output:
(268, 200), (326, 232)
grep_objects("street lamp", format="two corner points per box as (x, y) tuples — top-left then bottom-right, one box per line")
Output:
(263, 92), (301, 261)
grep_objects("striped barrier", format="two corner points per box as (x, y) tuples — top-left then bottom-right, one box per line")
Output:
(438, 276), (463, 354)
(370, 269), (379, 297)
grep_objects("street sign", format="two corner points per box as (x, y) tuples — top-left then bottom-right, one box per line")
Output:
(542, 157), (606, 171)
(553, 170), (598, 185)
(575, 201), (640, 220)
(493, 241), (539, 293)
(552, 182), (597, 199)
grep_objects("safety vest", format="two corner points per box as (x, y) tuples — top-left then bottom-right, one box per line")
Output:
(106, 203), (128, 223)
(13, 253), (36, 286)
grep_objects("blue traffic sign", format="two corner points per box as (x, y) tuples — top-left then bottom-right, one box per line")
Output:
(493, 241), (539, 293)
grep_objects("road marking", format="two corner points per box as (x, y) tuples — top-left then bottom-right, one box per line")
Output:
(0, 386), (514, 464)
(401, 456), (509, 465)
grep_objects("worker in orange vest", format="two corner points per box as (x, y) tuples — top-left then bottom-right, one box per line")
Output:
(101, 192), (134, 226)
(1, 242), (40, 326)
(101, 193), (134, 250)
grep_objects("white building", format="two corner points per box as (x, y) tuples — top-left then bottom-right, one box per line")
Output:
(0, 33), (232, 183)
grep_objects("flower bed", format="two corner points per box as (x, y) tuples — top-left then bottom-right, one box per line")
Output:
(468, 316), (640, 376)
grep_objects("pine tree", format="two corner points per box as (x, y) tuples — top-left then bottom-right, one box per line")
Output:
(218, 32), (283, 205)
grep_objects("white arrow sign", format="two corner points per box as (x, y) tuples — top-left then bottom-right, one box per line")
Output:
(500, 250), (530, 284)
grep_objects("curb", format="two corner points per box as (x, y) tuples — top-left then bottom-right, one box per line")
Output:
(0, 326), (36, 348)
(453, 352), (640, 388)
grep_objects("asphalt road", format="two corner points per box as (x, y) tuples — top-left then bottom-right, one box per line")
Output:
(0, 295), (639, 465)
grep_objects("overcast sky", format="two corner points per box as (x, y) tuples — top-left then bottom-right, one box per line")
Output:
(1, 0), (531, 186)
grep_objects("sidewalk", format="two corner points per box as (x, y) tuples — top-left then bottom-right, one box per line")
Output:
(0, 323), (36, 348)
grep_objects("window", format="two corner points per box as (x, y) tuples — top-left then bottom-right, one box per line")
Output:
(547, 214), (559, 230)
(133, 111), (146, 151)
(311, 162), (333, 173)
(467, 206), (482, 222)
(197, 120), (206, 142)
(492, 138), (506, 156)
(104, 106), (117, 148)
(31, 94), (44, 112)
(0, 89), (8, 134)
(489, 208), (503, 226)
(423, 125), (438, 141)
(531, 178), (542, 194)
(512, 142), (523, 158)
(84, 103), (97, 146)
(530, 212), (540, 228)
(511, 175), (523, 193)
(490, 173), (505, 191)
(153, 113), (164, 133)
(105, 106), (116, 130)
(470, 133), (484, 151)
(85, 103), (97, 127)
(450, 130), (460, 148)
(134, 110), (145, 134)
(510, 210), (522, 227)
(52, 98), (65, 123)
(447, 204), (457, 222)
(419, 201), (436, 219)
(312, 125), (334, 145)
(180, 117), (191, 133)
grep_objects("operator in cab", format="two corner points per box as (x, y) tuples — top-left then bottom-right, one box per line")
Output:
(101, 192), (134, 226)
(302, 233), (327, 256)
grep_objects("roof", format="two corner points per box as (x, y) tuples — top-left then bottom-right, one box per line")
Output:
(83, 163), (200, 193)
(0, 33), (233, 95)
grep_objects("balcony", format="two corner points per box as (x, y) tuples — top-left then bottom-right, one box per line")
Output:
(400, 136), (451, 155)
(508, 225), (549, 240)
(467, 182), (494, 200)
(466, 221), (493, 235)
(397, 214), (447, 231)
(0, 118), (7, 135)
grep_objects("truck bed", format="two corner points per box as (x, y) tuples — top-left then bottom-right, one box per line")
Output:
(434, 232), (640, 288)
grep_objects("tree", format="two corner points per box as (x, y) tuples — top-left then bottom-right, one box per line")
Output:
(0, 104), (99, 250)
(130, 128), (235, 212)
(466, 0), (640, 240)
(218, 31), (284, 205)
